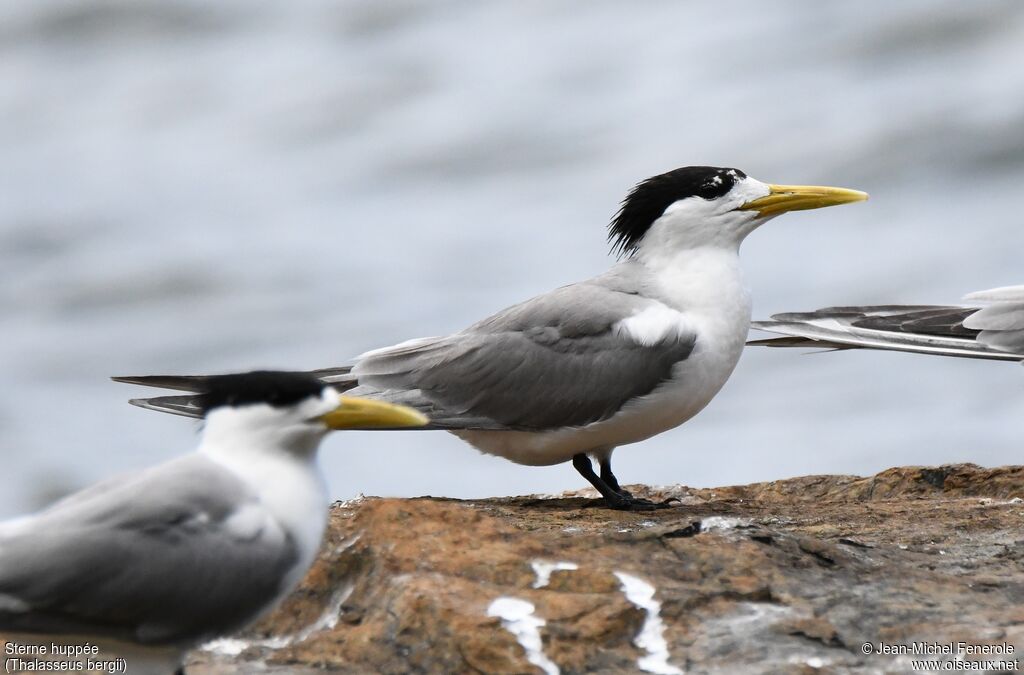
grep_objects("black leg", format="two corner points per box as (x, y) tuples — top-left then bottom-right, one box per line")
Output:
(599, 457), (632, 498)
(573, 453), (629, 507)
(572, 454), (671, 511)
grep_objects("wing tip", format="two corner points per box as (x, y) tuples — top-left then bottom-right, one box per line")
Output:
(127, 395), (204, 419)
(110, 374), (208, 392)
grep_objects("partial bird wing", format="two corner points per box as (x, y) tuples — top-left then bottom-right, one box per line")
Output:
(118, 279), (698, 430)
(749, 287), (1024, 362)
(0, 455), (299, 645)
(961, 285), (1024, 353)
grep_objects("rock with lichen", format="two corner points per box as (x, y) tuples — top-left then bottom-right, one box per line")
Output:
(189, 464), (1024, 674)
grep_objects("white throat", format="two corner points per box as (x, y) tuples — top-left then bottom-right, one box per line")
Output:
(198, 405), (331, 572)
(634, 244), (749, 317)
(199, 406), (327, 461)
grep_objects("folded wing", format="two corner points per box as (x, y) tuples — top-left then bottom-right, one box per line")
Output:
(0, 455), (298, 645)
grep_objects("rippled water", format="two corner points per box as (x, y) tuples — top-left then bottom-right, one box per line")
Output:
(3, 0), (1023, 516)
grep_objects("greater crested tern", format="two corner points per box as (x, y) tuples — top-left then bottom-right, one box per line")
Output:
(749, 285), (1024, 360)
(116, 167), (867, 510)
(0, 371), (426, 675)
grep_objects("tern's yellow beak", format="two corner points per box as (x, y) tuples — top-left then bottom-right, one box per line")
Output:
(321, 396), (429, 430)
(740, 184), (868, 217)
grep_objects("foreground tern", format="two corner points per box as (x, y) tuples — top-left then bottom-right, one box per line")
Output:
(749, 285), (1024, 361)
(117, 167), (867, 510)
(0, 371), (426, 675)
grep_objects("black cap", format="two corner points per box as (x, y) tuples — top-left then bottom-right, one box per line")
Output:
(196, 371), (327, 416)
(608, 166), (747, 256)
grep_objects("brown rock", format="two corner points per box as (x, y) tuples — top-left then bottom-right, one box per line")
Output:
(189, 463), (1024, 674)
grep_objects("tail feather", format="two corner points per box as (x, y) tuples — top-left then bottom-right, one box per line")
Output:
(110, 374), (211, 392)
(128, 394), (204, 418)
(309, 365), (358, 392)
(750, 301), (1024, 362)
(114, 365), (359, 416)
(113, 365), (358, 393)
(125, 389), (502, 430)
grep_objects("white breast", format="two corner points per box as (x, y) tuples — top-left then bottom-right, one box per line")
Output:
(216, 454), (327, 572)
(199, 414), (330, 584)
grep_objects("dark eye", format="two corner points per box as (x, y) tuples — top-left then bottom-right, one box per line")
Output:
(695, 176), (729, 200)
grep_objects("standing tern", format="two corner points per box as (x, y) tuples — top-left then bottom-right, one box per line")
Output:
(116, 166), (867, 510)
(0, 371), (426, 675)
(749, 285), (1024, 361)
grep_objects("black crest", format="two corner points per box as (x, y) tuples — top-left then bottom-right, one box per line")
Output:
(608, 166), (747, 256)
(196, 370), (326, 416)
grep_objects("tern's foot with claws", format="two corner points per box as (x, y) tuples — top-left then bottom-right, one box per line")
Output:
(605, 493), (680, 511)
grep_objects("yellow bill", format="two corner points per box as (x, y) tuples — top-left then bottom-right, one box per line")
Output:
(322, 396), (429, 429)
(740, 184), (868, 217)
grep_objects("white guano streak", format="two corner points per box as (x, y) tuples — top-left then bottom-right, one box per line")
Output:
(487, 597), (560, 675)
(614, 572), (683, 675)
(531, 560), (579, 588)
(202, 584), (353, 656)
(699, 516), (747, 532)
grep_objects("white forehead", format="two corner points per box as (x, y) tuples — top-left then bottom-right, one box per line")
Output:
(299, 387), (340, 418)
(728, 175), (771, 204)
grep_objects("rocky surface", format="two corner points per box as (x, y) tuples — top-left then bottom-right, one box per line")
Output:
(190, 464), (1024, 674)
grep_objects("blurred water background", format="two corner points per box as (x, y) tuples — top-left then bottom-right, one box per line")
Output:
(2, 0), (1023, 517)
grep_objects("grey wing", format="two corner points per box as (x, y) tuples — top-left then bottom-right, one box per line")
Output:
(749, 302), (1024, 361)
(0, 455), (299, 645)
(343, 281), (697, 430)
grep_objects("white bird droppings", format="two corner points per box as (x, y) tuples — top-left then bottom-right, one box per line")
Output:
(201, 637), (255, 657)
(614, 572), (684, 675)
(699, 516), (746, 532)
(334, 494), (366, 511)
(202, 584), (353, 656)
(531, 560), (579, 588)
(289, 584), (353, 641)
(487, 597), (560, 675)
(332, 532), (363, 555)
